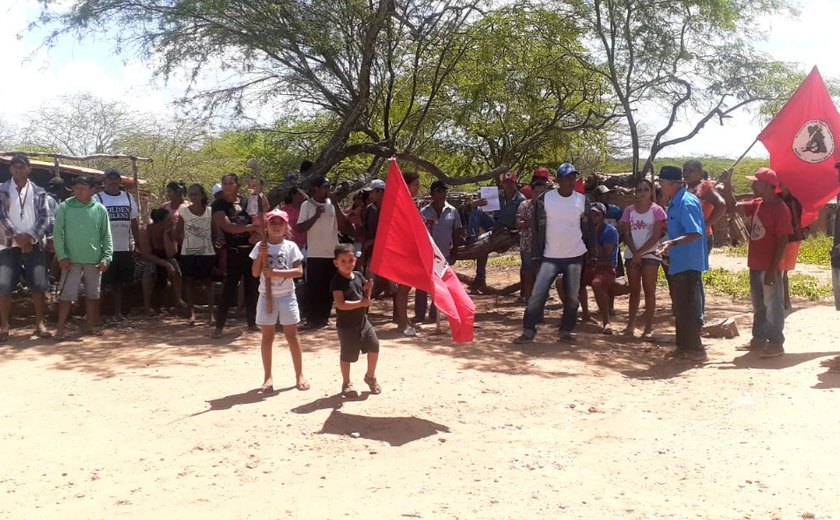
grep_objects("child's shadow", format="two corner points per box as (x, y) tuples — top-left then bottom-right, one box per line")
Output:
(291, 392), (369, 414)
(187, 386), (296, 418)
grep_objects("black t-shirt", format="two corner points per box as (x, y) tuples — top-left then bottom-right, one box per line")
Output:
(330, 271), (367, 329)
(211, 196), (252, 249)
(363, 203), (380, 241)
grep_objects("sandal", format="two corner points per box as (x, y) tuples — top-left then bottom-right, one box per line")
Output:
(364, 375), (381, 395)
(296, 380), (311, 391)
(33, 328), (53, 339)
(341, 382), (358, 398)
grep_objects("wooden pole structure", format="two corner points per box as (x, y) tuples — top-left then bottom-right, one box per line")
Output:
(53, 157), (60, 179)
(248, 158), (272, 313)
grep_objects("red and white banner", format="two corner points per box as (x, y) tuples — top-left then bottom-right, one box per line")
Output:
(758, 66), (840, 226)
(370, 159), (475, 343)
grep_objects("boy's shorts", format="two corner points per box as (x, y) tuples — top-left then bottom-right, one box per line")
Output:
(255, 293), (300, 326)
(58, 263), (102, 301)
(337, 321), (379, 363)
(0, 245), (50, 294)
(582, 265), (617, 287)
(102, 251), (135, 286)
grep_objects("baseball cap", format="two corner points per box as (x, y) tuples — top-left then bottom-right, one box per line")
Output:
(310, 175), (331, 188)
(746, 167), (779, 187)
(658, 166), (683, 182)
(533, 166), (553, 180)
(48, 177), (68, 192)
(430, 180), (448, 192)
(265, 209), (290, 223)
(74, 176), (98, 187)
(367, 179), (386, 191)
(9, 154), (30, 167)
(594, 184), (612, 195)
(212, 183), (223, 196)
(500, 171), (518, 183)
(557, 163), (578, 177)
(104, 168), (121, 179)
(590, 202), (607, 214)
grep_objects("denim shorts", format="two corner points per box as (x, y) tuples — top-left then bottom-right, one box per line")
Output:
(0, 245), (50, 294)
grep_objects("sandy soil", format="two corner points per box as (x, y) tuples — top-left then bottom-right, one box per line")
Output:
(2, 262), (840, 519)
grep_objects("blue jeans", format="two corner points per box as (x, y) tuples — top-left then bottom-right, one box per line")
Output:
(466, 209), (495, 242)
(749, 270), (786, 345)
(522, 256), (583, 337)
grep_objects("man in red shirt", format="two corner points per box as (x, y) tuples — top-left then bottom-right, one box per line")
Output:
(721, 167), (792, 358)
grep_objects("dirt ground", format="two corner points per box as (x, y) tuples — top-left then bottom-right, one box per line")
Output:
(2, 255), (840, 519)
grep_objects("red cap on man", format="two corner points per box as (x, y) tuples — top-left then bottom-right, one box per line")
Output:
(746, 167), (779, 187)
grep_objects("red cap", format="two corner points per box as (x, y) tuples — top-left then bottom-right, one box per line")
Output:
(501, 171), (518, 183)
(265, 209), (290, 223)
(746, 167), (779, 187)
(574, 177), (585, 194)
(520, 185), (533, 199)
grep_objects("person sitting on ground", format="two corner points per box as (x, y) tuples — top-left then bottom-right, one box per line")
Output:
(416, 180), (464, 324)
(250, 209), (309, 392)
(619, 178), (667, 339)
(466, 171), (525, 293)
(53, 176), (112, 340)
(175, 184), (217, 326)
(579, 202), (620, 334)
(721, 167), (792, 358)
(136, 208), (186, 316)
(331, 243), (381, 398)
(96, 168), (141, 322)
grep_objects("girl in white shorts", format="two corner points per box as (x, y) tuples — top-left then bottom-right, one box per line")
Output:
(249, 209), (309, 392)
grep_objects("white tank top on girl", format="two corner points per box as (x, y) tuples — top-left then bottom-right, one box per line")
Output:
(179, 205), (215, 256)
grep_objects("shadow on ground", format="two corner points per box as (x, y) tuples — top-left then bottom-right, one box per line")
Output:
(318, 409), (449, 446)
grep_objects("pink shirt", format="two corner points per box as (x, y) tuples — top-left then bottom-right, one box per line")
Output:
(620, 203), (667, 260)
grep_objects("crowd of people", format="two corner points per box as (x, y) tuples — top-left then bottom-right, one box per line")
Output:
(2, 151), (840, 392)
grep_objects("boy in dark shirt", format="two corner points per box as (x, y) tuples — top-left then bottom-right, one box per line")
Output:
(330, 243), (381, 398)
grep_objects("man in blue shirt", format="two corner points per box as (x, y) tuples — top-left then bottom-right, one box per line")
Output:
(466, 172), (525, 292)
(655, 166), (708, 361)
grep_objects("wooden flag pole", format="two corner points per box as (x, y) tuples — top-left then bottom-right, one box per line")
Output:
(247, 158), (272, 313)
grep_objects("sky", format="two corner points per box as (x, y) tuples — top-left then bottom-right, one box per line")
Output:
(2, 0), (839, 159)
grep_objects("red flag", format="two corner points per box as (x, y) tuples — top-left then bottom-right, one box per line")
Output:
(370, 160), (475, 343)
(758, 66), (840, 226)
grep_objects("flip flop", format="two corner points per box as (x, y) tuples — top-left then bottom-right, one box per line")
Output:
(33, 328), (52, 339)
(296, 380), (311, 391)
(257, 383), (274, 394)
(363, 375), (381, 395)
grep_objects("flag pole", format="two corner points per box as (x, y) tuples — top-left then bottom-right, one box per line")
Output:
(729, 138), (759, 171)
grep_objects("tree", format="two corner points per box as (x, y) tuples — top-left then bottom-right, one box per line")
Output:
(22, 92), (136, 156)
(564, 0), (801, 181)
(37, 0), (617, 187)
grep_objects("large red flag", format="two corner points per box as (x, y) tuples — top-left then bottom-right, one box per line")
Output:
(758, 66), (840, 226)
(370, 160), (475, 343)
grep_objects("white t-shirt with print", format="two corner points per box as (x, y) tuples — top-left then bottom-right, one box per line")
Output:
(298, 198), (338, 258)
(543, 189), (587, 259)
(249, 240), (304, 296)
(621, 204), (667, 260)
(96, 191), (140, 252)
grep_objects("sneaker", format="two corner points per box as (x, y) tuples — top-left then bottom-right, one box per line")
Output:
(759, 345), (785, 358)
(402, 326), (417, 337)
(341, 382), (358, 398)
(558, 330), (575, 344)
(687, 349), (708, 362)
(736, 338), (766, 351)
(512, 334), (534, 344)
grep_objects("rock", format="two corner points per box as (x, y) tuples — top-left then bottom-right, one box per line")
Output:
(702, 317), (739, 339)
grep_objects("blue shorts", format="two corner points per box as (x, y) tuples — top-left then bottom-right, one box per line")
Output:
(0, 245), (50, 294)
(255, 293), (300, 326)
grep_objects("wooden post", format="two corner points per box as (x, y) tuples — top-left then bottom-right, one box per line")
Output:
(53, 157), (60, 179)
(131, 157), (143, 219)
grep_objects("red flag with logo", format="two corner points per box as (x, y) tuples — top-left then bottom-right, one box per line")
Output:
(370, 159), (475, 343)
(758, 66), (840, 226)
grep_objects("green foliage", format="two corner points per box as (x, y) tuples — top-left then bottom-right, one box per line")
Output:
(660, 267), (832, 301)
(796, 235), (833, 267)
(601, 156), (768, 193)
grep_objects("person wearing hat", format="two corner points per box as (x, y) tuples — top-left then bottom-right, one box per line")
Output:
(95, 168), (142, 322)
(720, 167), (792, 358)
(578, 202), (620, 334)
(53, 176), (113, 340)
(0, 154), (53, 340)
(466, 171), (525, 292)
(249, 208), (308, 392)
(655, 166), (708, 361)
(297, 175), (350, 329)
(361, 179), (386, 261)
(415, 179), (464, 324)
(514, 162), (595, 344)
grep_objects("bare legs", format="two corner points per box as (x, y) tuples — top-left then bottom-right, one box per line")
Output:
(0, 293), (47, 334)
(624, 263), (659, 336)
(258, 324), (308, 391)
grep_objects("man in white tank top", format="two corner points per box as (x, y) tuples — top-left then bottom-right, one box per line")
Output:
(514, 163), (594, 344)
